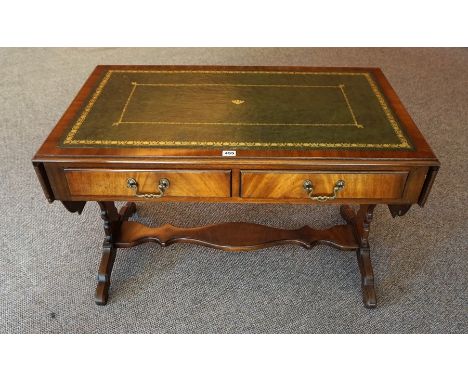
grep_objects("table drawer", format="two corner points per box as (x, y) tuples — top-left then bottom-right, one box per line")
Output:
(241, 171), (408, 200)
(65, 169), (231, 198)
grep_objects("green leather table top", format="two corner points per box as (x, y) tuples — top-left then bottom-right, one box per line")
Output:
(61, 69), (413, 150)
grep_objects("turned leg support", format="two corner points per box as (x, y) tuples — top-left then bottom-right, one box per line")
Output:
(341, 204), (377, 308)
(95, 201), (136, 305)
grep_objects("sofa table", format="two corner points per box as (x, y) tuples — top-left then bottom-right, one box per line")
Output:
(32, 65), (439, 308)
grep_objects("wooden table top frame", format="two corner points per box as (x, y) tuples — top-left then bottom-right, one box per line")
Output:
(32, 65), (439, 308)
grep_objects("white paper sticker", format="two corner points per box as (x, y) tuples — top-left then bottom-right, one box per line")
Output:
(222, 150), (237, 157)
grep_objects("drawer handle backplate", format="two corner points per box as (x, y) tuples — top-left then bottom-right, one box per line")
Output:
(127, 178), (170, 198)
(303, 179), (345, 201)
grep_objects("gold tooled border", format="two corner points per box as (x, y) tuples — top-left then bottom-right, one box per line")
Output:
(114, 83), (361, 128)
(363, 72), (410, 148)
(63, 70), (411, 149)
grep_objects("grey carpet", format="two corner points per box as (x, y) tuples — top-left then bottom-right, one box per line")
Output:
(0, 48), (466, 333)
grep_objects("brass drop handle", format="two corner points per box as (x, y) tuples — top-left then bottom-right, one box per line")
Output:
(303, 179), (345, 201)
(126, 178), (170, 198)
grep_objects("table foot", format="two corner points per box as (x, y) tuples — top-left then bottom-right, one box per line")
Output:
(95, 243), (116, 305)
(357, 247), (377, 308)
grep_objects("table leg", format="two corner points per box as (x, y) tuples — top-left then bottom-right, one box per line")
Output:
(95, 241), (116, 305)
(91, 202), (377, 307)
(341, 204), (377, 308)
(357, 246), (376, 308)
(95, 201), (136, 305)
(356, 204), (377, 308)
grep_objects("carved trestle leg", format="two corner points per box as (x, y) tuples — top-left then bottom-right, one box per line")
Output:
(92, 201), (378, 307)
(95, 201), (136, 305)
(340, 204), (377, 308)
(95, 241), (117, 305)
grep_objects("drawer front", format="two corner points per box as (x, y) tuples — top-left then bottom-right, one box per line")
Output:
(65, 169), (231, 198)
(241, 171), (408, 200)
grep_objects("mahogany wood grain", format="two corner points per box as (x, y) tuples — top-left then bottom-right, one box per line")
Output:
(65, 169), (231, 198)
(45, 162), (426, 204)
(241, 171), (408, 200)
(115, 221), (358, 251)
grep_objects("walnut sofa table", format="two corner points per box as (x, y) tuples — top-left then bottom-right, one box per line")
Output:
(33, 65), (439, 308)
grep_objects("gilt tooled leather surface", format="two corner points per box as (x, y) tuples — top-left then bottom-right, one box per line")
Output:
(60, 69), (413, 150)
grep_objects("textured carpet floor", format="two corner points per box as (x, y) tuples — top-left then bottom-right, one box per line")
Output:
(0, 48), (466, 333)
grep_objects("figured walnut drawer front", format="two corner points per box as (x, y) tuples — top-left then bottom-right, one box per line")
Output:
(65, 169), (231, 198)
(241, 171), (408, 200)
